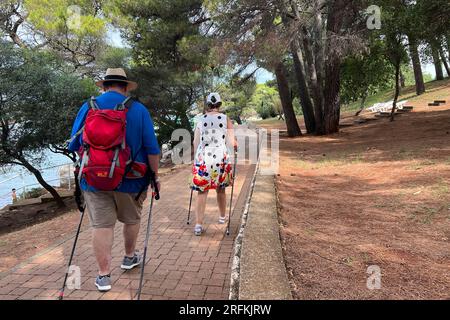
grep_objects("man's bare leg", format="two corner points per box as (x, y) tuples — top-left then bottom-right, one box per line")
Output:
(92, 228), (114, 275)
(123, 223), (140, 257)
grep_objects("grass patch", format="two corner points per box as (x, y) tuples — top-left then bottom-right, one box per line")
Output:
(304, 228), (315, 236)
(341, 78), (450, 113)
(342, 256), (354, 266)
(409, 205), (443, 224)
(253, 117), (285, 126)
(294, 152), (365, 169)
(361, 252), (371, 263)
(394, 148), (415, 161)
(431, 179), (449, 200)
(293, 160), (314, 170)
(408, 159), (436, 170)
(373, 197), (405, 210)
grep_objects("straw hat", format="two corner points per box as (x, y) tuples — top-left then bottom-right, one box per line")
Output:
(95, 68), (138, 91)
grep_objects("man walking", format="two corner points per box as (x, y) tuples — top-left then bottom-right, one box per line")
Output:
(68, 68), (160, 292)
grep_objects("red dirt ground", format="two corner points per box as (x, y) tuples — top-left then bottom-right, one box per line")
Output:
(267, 81), (450, 299)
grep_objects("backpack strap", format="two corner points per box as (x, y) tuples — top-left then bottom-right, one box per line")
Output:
(64, 98), (92, 148)
(115, 97), (133, 111)
(65, 125), (85, 148)
(88, 97), (99, 110)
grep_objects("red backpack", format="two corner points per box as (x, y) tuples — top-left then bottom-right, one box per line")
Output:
(75, 97), (145, 191)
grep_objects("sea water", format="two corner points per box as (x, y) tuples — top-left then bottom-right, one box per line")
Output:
(0, 151), (70, 208)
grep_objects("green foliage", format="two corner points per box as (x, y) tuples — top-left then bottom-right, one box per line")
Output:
(0, 40), (97, 167)
(19, 187), (46, 200)
(108, 0), (213, 145)
(292, 97), (303, 116)
(215, 75), (256, 123)
(23, 0), (107, 70)
(93, 46), (132, 76)
(25, 0), (106, 37)
(340, 39), (394, 105)
(249, 83), (281, 119)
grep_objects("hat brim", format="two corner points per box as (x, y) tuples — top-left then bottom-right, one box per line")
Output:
(95, 79), (138, 91)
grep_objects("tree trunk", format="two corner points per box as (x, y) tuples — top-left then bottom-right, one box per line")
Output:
(431, 43), (444, 80)
(301, 31), (324, 135)
(439, 48), (450, 77)
(312, 0), (325, 107)
(291, 42), (316, 134)
(446, 34), (450, 61)
(390, 61), (401, 122)
(19, 157), (66, 208)
(408, 37), (425, 95)
(281, 0), (315, 134)
(322, 0), (344, 134)
(399, 69), (405, 87)
(323, 57), (341, 134)
(447, 34), (450, 57)
(274, 62), (302, 137)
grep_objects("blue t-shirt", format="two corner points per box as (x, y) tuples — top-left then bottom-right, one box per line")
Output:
(68, 91), (160, 193)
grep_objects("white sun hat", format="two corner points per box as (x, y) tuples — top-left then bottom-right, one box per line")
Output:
(206, 92), (222, 106)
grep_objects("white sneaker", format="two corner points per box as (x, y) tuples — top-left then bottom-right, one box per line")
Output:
(218, 216), (226, 224)
(194, 224), (203, 236)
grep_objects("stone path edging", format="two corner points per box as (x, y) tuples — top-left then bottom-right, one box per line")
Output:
(234, 128), (293, 300)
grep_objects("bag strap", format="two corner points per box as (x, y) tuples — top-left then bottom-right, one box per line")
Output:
(115, 96), (133, 111)
(124, 145), (143, 177)
(88, 97), (99, 110)
(65, 125), (84, 148)
(64, 98), (92, 148)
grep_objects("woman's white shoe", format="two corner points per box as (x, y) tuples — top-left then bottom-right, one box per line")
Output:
(194, 224), (203, 236)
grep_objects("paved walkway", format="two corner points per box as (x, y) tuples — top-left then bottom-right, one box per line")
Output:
(0, 163), (255, 300)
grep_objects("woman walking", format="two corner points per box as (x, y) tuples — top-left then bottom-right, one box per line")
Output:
(191, 92), (238, 236)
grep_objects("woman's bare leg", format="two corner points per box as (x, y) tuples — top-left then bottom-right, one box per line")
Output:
(196, 190), (209, 225)
(216, 187), (226, 218)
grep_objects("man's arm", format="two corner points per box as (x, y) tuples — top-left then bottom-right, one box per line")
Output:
(142, 106), (161, 190)
(147, 154), (159, 178)
(68, 103), (89, 153)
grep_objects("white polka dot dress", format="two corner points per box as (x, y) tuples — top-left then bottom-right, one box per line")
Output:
(191, 112), (232, 191)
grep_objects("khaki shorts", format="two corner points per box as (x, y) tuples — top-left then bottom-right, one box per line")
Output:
(83, 191), (147, 228)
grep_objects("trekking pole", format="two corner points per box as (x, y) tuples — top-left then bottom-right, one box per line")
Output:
(136, 173), (160, 300)
(187, 188), (193, 225)
(58, 166), (85, 300)
(226, 150), (238, 236)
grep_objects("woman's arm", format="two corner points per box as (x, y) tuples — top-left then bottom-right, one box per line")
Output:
(193, 127), (200, 154)
(227, 117), (238, 151)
